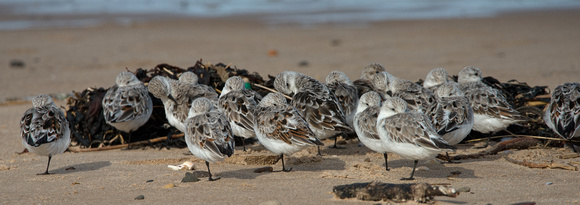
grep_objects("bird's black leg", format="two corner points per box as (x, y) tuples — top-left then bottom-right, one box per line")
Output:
(281, 154), (292, 172)
(242, 137), (247, 152)
(383, 153), (390, 171)
(206, 161), (220, 181)
(317, 146), (323, 156)
(401, 160), (418, 180)
(444, 152), (461, 163)
(329, 134), (346, 149)
(38, 155), (52, 175)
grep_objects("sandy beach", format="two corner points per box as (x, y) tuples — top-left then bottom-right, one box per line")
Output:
(1, 9), (580, 204)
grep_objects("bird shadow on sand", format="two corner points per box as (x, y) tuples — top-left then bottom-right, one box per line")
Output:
(385, 158), (477, 179)
(52, 161), (112, 174)
(218, 157), (347, 179)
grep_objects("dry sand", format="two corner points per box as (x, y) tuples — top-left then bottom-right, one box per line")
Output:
(1, 9), (580, 204)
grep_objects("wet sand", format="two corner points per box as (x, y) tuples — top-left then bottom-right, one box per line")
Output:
(1, 9), (579, 204)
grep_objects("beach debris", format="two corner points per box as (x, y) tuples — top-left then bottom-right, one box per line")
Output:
(168, 161), (195, 171)
(439, 137), (540, 161)
(10, 59), (25, 68)
(504, 155), (578, 171)
(298, 60), (309, 67)
(456, 187), (471, 192)
(65, 59), (273, 151)
(181, 172), (201, 183)
(0, 164), (10, 171)
(332, 181), (462, 203)
(268, 49), (278, 57)
(330, 39), (341, 46)
(134, 195), (145, 200)
(258, 200), (282, 205)
(544, 182), (553, 185)
(511, 202), (536, 205)
(162, 183), (176, 188)
(253, 166), (273, 173)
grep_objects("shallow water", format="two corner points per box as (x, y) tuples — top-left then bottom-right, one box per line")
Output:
(1, 0), (580, 30)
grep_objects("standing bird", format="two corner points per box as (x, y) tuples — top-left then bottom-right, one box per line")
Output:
(148, 75), (218, 133)
(325, 71), (358, 127)
(274, 71), (352, 154)
(185, 97), (235, 181)
(458, 66), (528, 147)
(544, 82), (580, 152)
(218, 76), (262, 151)
(354, 91), (392, 171)
(253, 93), (324, 172)
(425, 83), (474, 162)
(377, 97), (455, 180)
(20, 95), (71, 175)
(353, 63), (386, 98)
(102, 71), (153, 144)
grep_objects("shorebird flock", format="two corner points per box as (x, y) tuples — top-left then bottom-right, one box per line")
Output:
(20, 64), (580, 180)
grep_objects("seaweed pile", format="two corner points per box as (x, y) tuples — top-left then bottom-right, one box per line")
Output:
(65, 61), (556, 151)
(65, 59), (273, 151)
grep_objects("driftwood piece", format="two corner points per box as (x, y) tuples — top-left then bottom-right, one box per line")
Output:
(332, 181), (460, 203)
(439, 137), (540, 161)
(68, 133), (184, 152)
(503, 156), (578, 171)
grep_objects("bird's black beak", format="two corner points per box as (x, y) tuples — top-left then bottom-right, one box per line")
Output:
(168, 94), (177, 104)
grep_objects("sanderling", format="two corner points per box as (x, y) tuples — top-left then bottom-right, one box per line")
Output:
(274, 71), (352, 153)
(544, 82), (580, 152)
(218, 76), (262, 151)
(185, 97), (235, 181)
(377, 97), (455, 180)
(373, 72), (436, 114)
(423, 67), (457, 92)
(148, 75), (218, 133)
(20, 95), (71, 175)
(179, 71), (219, 105)
(425, 83), (474, 162)
(326, 71), (358, 127)
(458, 66), (527, 140)
(102, 71), (153, 143)
(354, 91), (392, 171)
(353, 63), (386, 97)
(253, 93), (323, 171)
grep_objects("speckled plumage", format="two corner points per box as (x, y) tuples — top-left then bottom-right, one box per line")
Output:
(20, 95), (71, 175)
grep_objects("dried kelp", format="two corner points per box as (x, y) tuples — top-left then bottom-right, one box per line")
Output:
(333, 181), (462, 203)
(66, 62), (558, 150)
(65, 59), (272, 150)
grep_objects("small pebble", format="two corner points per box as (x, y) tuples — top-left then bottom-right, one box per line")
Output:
(162, 183), (176, 188)
(259, 200), (282, 205)
(181, 172), (201, 183)
(134, 195), (145, 200)
(330, 39), (341, 46)
(10, 59), (25, 68)
(456, 187), (471, 192)
(544, 182), (553, 185)
(298, 60), (309, 67)
(254, 166), (274, 173)
(146, 180), (154, 183)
